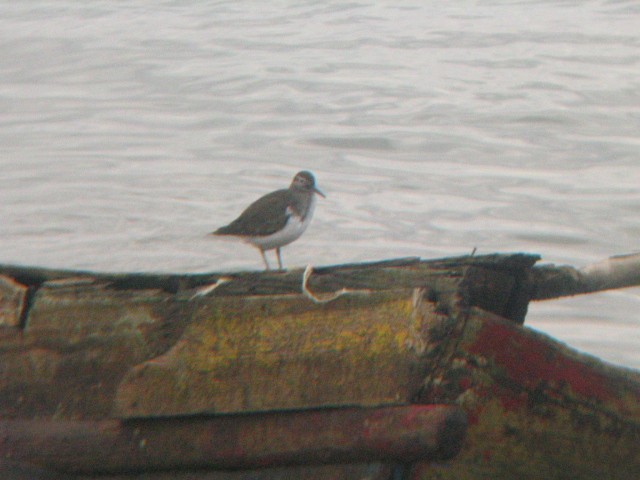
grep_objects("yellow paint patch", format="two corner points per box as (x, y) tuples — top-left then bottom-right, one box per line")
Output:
(115, 290), (432, 417)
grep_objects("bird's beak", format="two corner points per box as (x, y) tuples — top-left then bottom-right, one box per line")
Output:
(314, 187), (326, 198)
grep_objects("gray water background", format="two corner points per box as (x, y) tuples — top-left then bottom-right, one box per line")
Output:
(1, 1), (639, 368)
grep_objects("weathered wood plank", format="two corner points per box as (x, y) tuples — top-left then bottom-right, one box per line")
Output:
(532, 252), (640, 300)
(0, 406), (466, 474)
(113, 290), (430, 417)
(415, 307), (640, 480)
(0, 253), (539, 298)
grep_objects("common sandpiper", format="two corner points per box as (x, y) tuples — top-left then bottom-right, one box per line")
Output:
(213, 171), (325, 270)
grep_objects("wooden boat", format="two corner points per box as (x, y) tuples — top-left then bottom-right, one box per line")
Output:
(0, 253), (638, 479)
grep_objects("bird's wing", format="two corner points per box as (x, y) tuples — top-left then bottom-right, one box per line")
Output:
(214, 189), (292, 236)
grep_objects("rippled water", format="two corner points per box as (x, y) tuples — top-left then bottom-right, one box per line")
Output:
(0, 1), (639, 367)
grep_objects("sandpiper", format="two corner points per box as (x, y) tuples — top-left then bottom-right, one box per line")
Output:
(213, 171), (325, 270)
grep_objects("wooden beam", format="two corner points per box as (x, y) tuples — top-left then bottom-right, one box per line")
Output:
(0, 406), (466, 475)
(532, 253), (640, 300)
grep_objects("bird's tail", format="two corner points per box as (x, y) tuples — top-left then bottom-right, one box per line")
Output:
(212, 226), (232, 235)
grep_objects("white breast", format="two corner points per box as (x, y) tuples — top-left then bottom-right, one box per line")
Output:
(247, 195), (316, 251)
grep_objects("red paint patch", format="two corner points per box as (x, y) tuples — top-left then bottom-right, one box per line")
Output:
(458, 376), (472, 391)
(464, 406), (481, 426)
(399, 405), (439, 429)
(466, 319), (619, 406)
(498, 390), (528, 411)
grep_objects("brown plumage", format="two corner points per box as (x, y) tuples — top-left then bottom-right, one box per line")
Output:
(213, 171), (325, 270)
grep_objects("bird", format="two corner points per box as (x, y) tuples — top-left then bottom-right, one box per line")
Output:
(212, 171), (325, 270)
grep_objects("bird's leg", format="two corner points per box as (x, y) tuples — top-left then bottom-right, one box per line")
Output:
(276, 247), (284, 271)
(260, 249), (271, 270)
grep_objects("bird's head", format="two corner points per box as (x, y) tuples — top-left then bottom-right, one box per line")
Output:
(291, 171), (325, 198)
